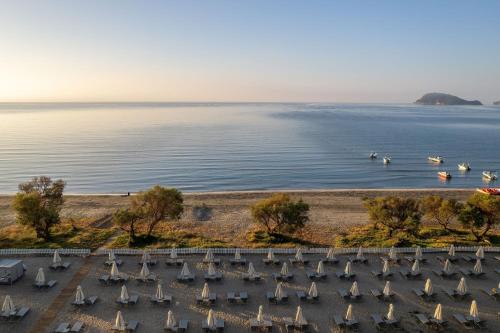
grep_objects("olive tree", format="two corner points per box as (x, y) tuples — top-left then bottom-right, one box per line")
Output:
(458, 193), (499, 242)
(420, 195), (462, 231)
(113, 209), (142, 246)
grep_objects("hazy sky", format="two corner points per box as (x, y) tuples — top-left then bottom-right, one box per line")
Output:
(1, 0), (499, 103)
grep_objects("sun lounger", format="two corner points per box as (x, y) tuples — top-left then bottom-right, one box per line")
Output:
(54, 323), (70, 333)
(306, 271), (327, 280)
(151, 295), (173, 304)
(453, 314), (475, 329)
(176, 274), (195, 282)
(165, 258), (184, 266)
(164, 319), (189, 332)
(433, 269), (457, 279)
(196, 293), (217, 305)
(436, 256), (458, 263)
(371, 314), (386, 330)
(109, 275), (128, 284)
(289, 258), (309, 265)
(296, 291), (319, 302)
(34, 280), (57, 289)
(338, 289), (362, 301)
(15, 307), (30, 319)
(370, 288), (394, 301)
(399, 268), (421, 279)
(480, 288), (499, 300)
(135, 275), (157, 283)
(127, 320), (139, 331)
(333, 315), (345, 328)
(249, 318), (272, 331)
(226, 291), (248, 303)
(272, 273), (293, 281)
(202, 258), (221, 266)
(333, 315), (359, 330)
(412, 288), (436, 301)
(266, 291), (288, 303)
(335, 272), (356, 280)
(204, 272), (223, 281)
(442, 288), (470, 300)
(348, 256), (368, 264)
(405, 256), (427, 263)
(323, 257), (339, 264)
(371, 270), (393, 279)
(49, 262), (71, 270)
(115, 295), (139, 305)
(496, 268), (500, 275)
(98, 275), (110, 284)
(283, 317), (309, 332)
(230, 258), (247, 266)
(380, 256), (400, 264)
(262, 258), (280, 265)
(459, 268), (485, 278)
(415, 313), (430, 325)
(70, 321), (84, 332)
(104, 259), (123, 266)
(243, 273), (262, 282)
(139, 259), (157, 266)
(201, 318), (224, 332)
(72, 296), (98, 306)
(462, 255), (484, 263)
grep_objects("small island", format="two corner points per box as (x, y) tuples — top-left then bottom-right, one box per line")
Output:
(415, 93), (482, 105)
(494, 101), (500, 105)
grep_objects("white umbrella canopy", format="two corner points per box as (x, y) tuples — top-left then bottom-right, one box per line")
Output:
(433, 304), (443, 321)
(316, 261), (325, 274)
(170, 248), (178, 259)
(424, 278), (433, 296)
(308, 282), (318, 298)
(140, 262), (150, 278)
(345, 304), (354, 321)
(295, 248), (303, 261)
(53, 250), (62, 264)
(180, 262), (191, 277)
(469, 300), (479, 319)
(388, 247), (397, 260)
(114, 311), (126, 330)
(457, 278), (468, 295)
(295, 306), (307, 326)
(207, 263), (216, 276)
(382, 260), (390, 274)
(120, 285), (129, 301)
(207, 309), (216, 328)
(383, 281), (392, 296)
(257, 305), (264, 322)
(201, 283), (210, 299)
(448, 244), (455, 257)
(110, 261), (120, 278)
(327, 248), (336, 259)
(247, 263), (257, 277)
(267, 249), (275, 260)
(473, 259), (482, 274)
(165, 310), (176, 328)
(2, 295), (15, 314)
(443, 259), (452, 274)
(475, 246), (484, 259)
(386, 304), (395, 321)
(109, 251), (116, 261)
(205, 249), (214, 261)
(356, 247), (364, 259)
(415, 246), (423, 260)
(411, 260), (420, 274)
(75, 285), (85, 304)
(274, 282), (285, 300)
(156, 283), (164, 300)
(350, 281), (360, 297)
(280, 262), (289, 276)
(35, 268), (46, 284)
(344, 261), (352, 275)
(234, 249), (241, 260)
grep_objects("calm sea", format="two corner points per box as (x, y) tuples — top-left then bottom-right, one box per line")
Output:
(0, 103), (499, 193)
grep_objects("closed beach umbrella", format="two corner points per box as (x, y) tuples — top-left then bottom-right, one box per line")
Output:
(267, 249), (275, 260)
(295, 306), (307, 326)
(207, 262), (216, 276)
(443, 259), (452, 274)
(207, 309), (216, 329)
(383, 281), (392, 296)
(316, 261), (325, 275)
(345, 304), (354, 321)
(386, 304), (395, 321)
(155, 283), (164, 300)
(170, 248), (178, 259)
(205, 249), (214, 261)
(473, 259), (482, 274)
(109, 251), (116, 261)
(2, 295), (15, 314)
(201, 283), (210, 299)
(75, 285), (85, 304)
(356, 247), (364, 259)
(382, 260), (390, 274)
(295, 248), (303, 262)
(165, 310), (176, 328)
(388, 247), (397, 260)
(140, 262), (150, 278)
(274, 282), (285, 300)
(53, 250), (62, 264)
(433, 304), (443, 321)
(475, 246), (484, 259)
(114, 311), (126, 330)
(35, 268), (46, 284)
(180, 262), (191, 277)
(344, 261), (352, 276)
(234, 249), (241, 260)
(469, 300), (479, 320)
(280, 262), (289, 276)
(120, 285), (129, 301)
(415, 246), (422, 260)
(411, 260), (420, 274)
(247, 262), (257, 277)
(448, 244), (455, 257)
(257, 305), (264, 323)
(141, 250), (151, 263)
(110, 261), (120, 278)
(424, 278), (433, 296)
(327, 248), (336, 259)
(350, 281), (360, 297)
(308, 282), (318, 298)
(457, 277), (468, 295)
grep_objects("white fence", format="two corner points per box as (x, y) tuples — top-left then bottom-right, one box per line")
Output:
(0, 248), (90, 256)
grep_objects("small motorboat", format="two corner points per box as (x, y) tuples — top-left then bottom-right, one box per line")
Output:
(428, 156), (444, 163)
(476, 188), (500, 195)
(482, 171), (498, 181)
(369, 152), (378, 159)
(458, 163), (471, 171)
(438, 171), (452, 179)
(383, 156), (391, 165)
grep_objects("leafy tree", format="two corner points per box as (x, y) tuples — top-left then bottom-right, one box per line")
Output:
(131, 186), (184, 237)
(364, 196), (421, 237)
(420, 195), (462, 231)
(251, 193), (309, 234)
(458, 193), (500, 242)
(113, 209), (142, 246)
(12, 176), (65, 240)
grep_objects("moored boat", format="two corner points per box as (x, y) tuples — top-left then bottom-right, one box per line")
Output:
(428, 155), (444, 163)
(482, 171), (497, 181)
(438, 171), (451, 179)
(457, 162), (470, 171)
(369, 152), (378, 159)
(383, 156), (391, 164)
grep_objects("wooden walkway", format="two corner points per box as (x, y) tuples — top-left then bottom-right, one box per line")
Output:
(28, 257), (93, 333)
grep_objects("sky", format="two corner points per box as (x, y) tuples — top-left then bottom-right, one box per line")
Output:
(1, 0), (499, 103)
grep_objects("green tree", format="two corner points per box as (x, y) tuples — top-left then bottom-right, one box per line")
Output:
(113, 209), (142, 246)
(420, 195), (462, 231)
(12, 176), (65, 240)
(364, 196), (421, 237)
(131, 185), (184, 237)
(251, 193), (309, 234)
(458, 193), (500, 242)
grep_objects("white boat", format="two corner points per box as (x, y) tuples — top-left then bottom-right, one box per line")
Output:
(383, 156), (391, 165)
(458, 163), (471, 171)
(428, 156), (444, 163)
(482, 171), (497, 181)
(438, 171), (452, 179)
(369, 152), (378, 159)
